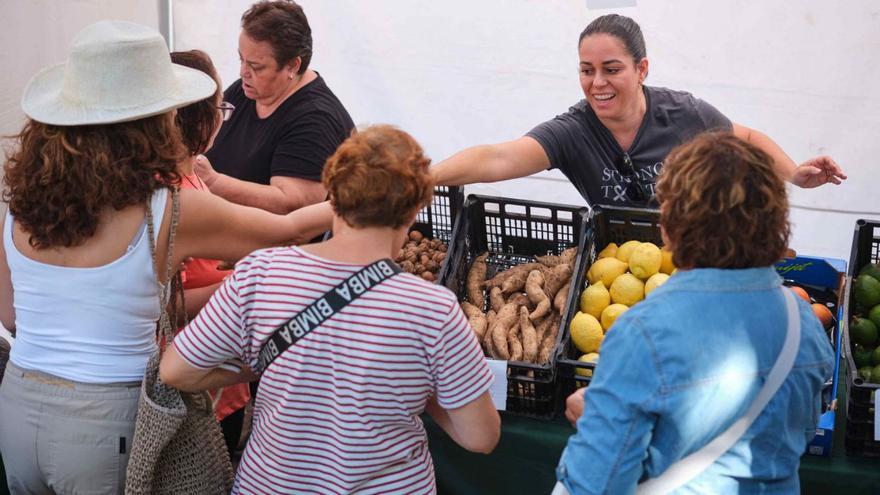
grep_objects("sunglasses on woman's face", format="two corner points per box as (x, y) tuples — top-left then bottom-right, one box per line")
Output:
(617, 153), (647, 202)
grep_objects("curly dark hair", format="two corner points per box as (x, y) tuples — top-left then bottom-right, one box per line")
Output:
(170, 50), (222, 155)
(323, 125), (433, 229)
(3, 114), (184, 249)
(656, 132), (790, 269)
(242, 0), (312, 73)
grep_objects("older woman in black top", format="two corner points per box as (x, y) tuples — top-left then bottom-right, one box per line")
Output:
(197, 0), (355, 214)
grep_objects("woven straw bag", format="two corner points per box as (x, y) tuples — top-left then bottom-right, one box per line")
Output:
(124, 188), (234, 494)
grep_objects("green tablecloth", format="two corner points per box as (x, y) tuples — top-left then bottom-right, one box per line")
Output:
(426, 384), (880, 494)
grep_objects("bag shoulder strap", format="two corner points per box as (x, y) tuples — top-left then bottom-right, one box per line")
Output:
(256, 257), (402, 372)
(145, 186), (180, 346)
(636, 288), (802, 495)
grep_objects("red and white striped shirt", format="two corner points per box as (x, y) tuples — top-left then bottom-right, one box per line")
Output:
(174, 247), (493, 494)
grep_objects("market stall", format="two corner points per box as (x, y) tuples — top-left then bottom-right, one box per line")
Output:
(424, 383), (880, 495)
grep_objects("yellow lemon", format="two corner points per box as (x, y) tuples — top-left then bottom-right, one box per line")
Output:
(570, 312), (604, 354)
(597, 242), (618, 259)
(629, 242), (662, 280)
(580, 281), (610, 319)
(615, 240), (642, 263)
(601, 303), (629, 331)
(575, 352), (600, 377)
(645, 273), (670, 296)
(610, 273), (645, 306)
(660, 247), (676, 275)
(587, 257), (628, 288)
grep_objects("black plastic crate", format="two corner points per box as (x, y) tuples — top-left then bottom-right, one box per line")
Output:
(442, 195), (589, 418)
(844, 413), (880, 457)
(842, 219), (880, 456)
(323, 186), (464, 282)
(556, 205), (662, 404)
(411, 186), (465, 244)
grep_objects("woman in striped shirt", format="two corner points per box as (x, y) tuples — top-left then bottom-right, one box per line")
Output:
(161, 124), (500, 494)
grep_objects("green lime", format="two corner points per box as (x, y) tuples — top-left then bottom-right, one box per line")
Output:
(855, 274), (880, 308)
(851, 316), (879, 347)
(859, 366), (874, 383)
(854, 344), (875, 368)
(872, 346), (880, 366)
(872, 365), (880, 384)
(869, 305), (880, 331)
(861, 263), (880, 282)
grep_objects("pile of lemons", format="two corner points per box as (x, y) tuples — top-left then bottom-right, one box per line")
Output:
(569, 240), (675, 377)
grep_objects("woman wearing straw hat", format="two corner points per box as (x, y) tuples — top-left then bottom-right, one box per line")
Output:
(0, 20), (332, 493)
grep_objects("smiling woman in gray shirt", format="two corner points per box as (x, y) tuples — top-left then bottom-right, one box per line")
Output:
(431, 14), (845, 207)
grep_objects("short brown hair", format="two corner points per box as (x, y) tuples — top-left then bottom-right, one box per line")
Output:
(656, 132), (790, 269)
(171, 50), (222, 154)
(3, 115), (184, 248)
(323, 125), (433, 229)
(242, 0), (311, 74)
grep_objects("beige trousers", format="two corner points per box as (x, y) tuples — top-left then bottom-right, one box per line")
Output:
(0, 362), (140, 495)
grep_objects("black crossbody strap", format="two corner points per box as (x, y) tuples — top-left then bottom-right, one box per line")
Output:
(257, 258), (402, 372)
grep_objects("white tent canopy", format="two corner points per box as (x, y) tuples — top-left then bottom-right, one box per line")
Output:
(3, 0), (879, 260)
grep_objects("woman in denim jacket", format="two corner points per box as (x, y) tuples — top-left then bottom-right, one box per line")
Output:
(556, 132), (834, 494)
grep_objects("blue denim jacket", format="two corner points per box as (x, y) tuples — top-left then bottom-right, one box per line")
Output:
(557, 267), (834, 494)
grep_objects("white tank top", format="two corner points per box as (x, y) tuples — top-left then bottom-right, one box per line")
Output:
(6, 188), (169, 383)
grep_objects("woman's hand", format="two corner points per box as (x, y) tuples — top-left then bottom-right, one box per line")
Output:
(194, 154), (221, 188)
(790, 156), (847, 188)
(565, 388), (587, 427)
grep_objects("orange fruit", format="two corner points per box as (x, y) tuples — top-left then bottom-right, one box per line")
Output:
(811, 303), (833, 329)
(789, 286), (810, 303)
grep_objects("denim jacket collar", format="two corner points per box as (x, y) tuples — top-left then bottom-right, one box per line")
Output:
(661, 266), (782, 293)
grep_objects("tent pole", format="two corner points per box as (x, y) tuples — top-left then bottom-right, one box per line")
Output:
(159, 0), (174, 51)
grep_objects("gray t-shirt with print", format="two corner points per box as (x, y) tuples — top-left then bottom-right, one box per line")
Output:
(527, 86), (732, 207)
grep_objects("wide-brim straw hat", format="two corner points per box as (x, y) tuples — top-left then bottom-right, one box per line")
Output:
(22, 20), (216, 126)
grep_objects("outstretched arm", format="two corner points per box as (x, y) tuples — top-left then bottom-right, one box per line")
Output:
(431, 136), (551, 186)
(733, 123), (846, 188)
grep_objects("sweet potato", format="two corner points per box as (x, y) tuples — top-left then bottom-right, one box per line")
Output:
(560, 247), (577, 267)
(501, 268), (531, 295)
(525, 270), (551, 321)
(519, 306), (538, 363)
(543, 263), (573, 300)
(489, 302), (518, 360)
(506, 293), (531, 309)
(537, 314), (561, 364)
(508, 321), (523, 362)
(467, 252), (489, 309)
(554, 281), (570, 315)
(483, 262), (544, 289)
(409, 230), (424, 243)
(535, 254), (561, 267)
(489, 287), (505, 313)
(487, 309), (497, 329)
(461, 302), (488, 341)
(421, 271), (436, 282)
(534, 313), (554, 344)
